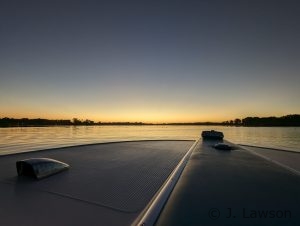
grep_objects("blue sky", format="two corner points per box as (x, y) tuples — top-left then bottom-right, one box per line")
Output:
(1, 0), (299, 122)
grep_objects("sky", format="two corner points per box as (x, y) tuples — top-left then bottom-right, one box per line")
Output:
(0, 0), (299, 123)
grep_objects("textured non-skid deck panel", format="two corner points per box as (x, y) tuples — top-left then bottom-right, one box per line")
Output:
(0, 140), (194, 226)
(156, 140), (300, 226)
(239, 145), (300, 174)
(0, 182), (131, 226)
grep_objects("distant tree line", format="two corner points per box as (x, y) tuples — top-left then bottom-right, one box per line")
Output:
(222, 114), (300, 127)
(0, 117), (73, 127)
(0, 117), (145, 127)
(1, 114), (299, 127)
(0, 118), (226, 127)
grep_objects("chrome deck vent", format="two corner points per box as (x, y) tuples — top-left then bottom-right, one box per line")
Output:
(16, 158), (69, 179)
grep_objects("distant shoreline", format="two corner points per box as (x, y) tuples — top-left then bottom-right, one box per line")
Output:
(1, 114), (300, 127)
(1, 125), (300, 128)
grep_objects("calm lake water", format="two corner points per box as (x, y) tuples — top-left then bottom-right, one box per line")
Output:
(0, 126), (299, 155)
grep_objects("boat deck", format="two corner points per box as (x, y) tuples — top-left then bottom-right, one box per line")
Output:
(0, 140), (194, 226)
(239, 144), (300, 175)
(1, 139), (299, 226)
(155, 140), (300, 226)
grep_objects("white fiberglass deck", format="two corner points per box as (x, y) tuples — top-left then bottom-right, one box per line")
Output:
(0, 140), (194, 226)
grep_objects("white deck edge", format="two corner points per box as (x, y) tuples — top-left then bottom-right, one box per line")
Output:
(240, 145), (300, 177)
(133, 138), (200, 226)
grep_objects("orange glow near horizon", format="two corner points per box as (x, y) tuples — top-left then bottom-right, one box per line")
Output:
(0, 108), (231, 123)
(0, 107), (292, 124)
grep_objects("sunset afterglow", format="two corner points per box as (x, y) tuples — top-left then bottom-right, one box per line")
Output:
(1, 1), (299, 123)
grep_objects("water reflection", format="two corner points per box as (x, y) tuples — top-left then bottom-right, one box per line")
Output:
(0, 126), (299, 155)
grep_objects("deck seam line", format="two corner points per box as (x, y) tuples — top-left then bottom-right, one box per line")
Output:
(0, 179), (139, 213)
(238, 144), (299, 153)
(241, 146), (300, 177)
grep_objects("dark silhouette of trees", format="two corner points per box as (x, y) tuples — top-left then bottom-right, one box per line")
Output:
(72, 118), (82, 125)
(0, 117), (145, 127)
(0, 117), (72, 127)
(234, 118), (242, 126)
(241, 115), (300, 126)
(1, 114), (300, 127)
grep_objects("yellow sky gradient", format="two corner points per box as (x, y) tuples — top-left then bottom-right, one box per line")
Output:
(1, 100), (296, 123)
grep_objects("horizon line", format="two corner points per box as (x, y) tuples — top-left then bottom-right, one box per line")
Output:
(1, 114), (299, 126)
